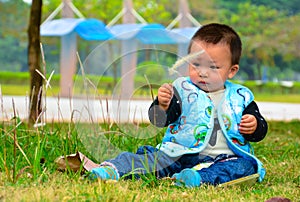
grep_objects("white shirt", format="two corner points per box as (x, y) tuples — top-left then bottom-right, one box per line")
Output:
(200, 89), (235, 158)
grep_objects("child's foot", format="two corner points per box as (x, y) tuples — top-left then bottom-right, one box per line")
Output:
(172, 168), (201, 187)
(89, 166), (119, 181)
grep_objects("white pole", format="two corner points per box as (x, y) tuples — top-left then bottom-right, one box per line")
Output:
(60, 0), (77, 97)
(120, 0), (136, 100)
(177, 0), (192, 76)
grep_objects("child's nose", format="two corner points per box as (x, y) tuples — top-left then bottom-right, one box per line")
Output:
(198, 68), (208, 77)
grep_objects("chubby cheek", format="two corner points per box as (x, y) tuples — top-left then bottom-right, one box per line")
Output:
(190, 77), (200, 88)
(189, 70), (199, 83)
(211, 70), (227, 82)
(212, 75), (225, 84)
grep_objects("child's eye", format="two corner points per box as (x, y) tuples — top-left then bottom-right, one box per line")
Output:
(192, 63), (200, 67)
(210, 65), (219, 69)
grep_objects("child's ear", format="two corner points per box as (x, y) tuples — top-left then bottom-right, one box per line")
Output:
(228, 64), (239, 79)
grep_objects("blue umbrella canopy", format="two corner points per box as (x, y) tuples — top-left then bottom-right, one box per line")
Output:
(108, 23), (177, 44)
(75, 19), (113, 40)
(40, 18), (84, 36)
(41, 18), (198, 44)
(40, 18), (113, 40)
(170, 27), (199, 43)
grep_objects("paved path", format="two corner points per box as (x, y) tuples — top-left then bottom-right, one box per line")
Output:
(1, 96), (300, 123)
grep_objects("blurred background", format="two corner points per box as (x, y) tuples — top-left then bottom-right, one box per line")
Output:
(1, 0), (300, 99)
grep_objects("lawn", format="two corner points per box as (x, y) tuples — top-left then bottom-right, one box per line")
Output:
(2, 84), (300, 104)
(254, 93), (300, 103)
(0, 120), (299, 201)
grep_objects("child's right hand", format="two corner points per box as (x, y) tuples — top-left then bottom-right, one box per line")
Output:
(158, 83), (174, 111)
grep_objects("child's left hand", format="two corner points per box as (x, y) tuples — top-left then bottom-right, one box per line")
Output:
(239, 114), (257, 135)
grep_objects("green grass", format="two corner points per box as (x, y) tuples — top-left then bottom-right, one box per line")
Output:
(2, 84), (300, 103)
(1, 71), (300, 103)
(0, 84), (61, 96)
(0, 120), (299, 201)
(255, 93), (300, 103)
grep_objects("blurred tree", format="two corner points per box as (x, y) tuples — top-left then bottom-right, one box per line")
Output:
(219, 2), (288, 80)
(28, 0), (43, 124)
(0, 0), (300, 82)
(216, 0), (300, 15)
(251, 0), (300, 15)
(280, 14), (300, 60)
(189, 0), (220, 23)
(41, 0), (123, 24)
(0, 0), (29, 71)
(0, 0), (29, 39)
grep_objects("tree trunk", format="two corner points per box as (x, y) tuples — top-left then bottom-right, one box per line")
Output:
(255, 55), (262, 80)
(28, 0), (43, 124)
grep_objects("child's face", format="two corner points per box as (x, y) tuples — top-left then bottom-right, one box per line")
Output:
(188, 40), (239, 92)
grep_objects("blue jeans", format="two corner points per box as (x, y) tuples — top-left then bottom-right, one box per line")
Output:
(197, 155), (256, 185)
(103, 145), (256, 184)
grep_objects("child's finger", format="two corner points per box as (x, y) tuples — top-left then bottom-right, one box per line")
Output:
(162, 83), (173, 94)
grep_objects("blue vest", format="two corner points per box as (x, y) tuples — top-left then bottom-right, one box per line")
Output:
(157, 77), (266, 181)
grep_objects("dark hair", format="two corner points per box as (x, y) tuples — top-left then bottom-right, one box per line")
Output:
(188, 23), (242, 65)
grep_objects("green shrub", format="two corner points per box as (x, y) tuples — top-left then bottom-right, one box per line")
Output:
(1, 71), (300, 96)
(234, 80), (300, 94)
(137, 61), (166, 83)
